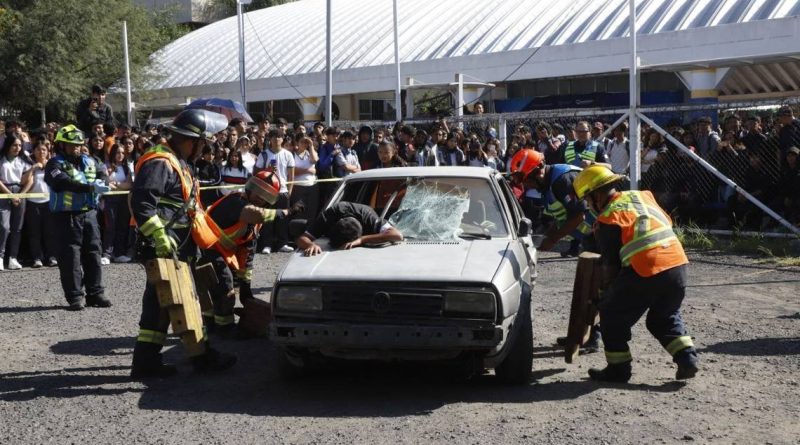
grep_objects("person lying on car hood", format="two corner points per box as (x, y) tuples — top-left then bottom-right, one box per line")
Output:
(296, 202), (404, 256)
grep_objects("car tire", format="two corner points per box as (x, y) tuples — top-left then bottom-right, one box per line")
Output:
(495, 293), (533, 385)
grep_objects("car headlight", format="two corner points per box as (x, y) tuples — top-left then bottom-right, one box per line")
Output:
(276, 286), (323, 312)
(444, 291), (496, 316)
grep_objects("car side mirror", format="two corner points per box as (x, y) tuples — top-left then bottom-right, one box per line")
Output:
(289, 219), (308, 240)
(517, 218), (532, 237)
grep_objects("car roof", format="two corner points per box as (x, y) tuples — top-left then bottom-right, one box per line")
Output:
(345, 167), (500, 181)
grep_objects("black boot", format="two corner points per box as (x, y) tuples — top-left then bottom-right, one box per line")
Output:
(86, 294), (112, 308)
(588, 363), (632, 383)
(66, 300), (84, 311)
(582, 325), (602, 353)
(192, 345), (237, 373)
(131, 341), (177, 379)
(675, 349), (699, 380)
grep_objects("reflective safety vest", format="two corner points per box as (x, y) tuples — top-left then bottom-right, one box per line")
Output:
(205, 192), (260, 272)
(133, 145), (220, 249)
(49, 154), (98, 212)
(564, 140), (599, 167)
(597, 190), (688, 277)
(543, 164), (594, 237)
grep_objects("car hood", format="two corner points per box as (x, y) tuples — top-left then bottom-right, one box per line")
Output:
(279, 240), (510, 284)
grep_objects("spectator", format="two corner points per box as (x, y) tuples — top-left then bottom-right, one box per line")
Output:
(777, 106), (800, 160)
(436, 132), (466, 166)
(254, 129), (295, 254)
(376, 141), (407, 168)
(311, 121), (325, 148)
(535, 123), (562, 165)
(641, 130), (666, 174)
(353, 126), (379, 170)
(591, 121), (609, 147)
(24, 140), (57, 267)
(229, 118), (247, 138)
(772, 146), (800, 225)
(564, 121), (609, 167)
(694, 116), (720, 159)
(88, 136), (106, 162)
(102, 144), (133, 264)
(236, 136), (256, 173)
(0, 134), (33, 270)
(291, 136), (319, 221)
(76, 85), (114, 135)
(0, 120), (32, 153)
(120, 136), (136, 174)
(220, 149), (251, 194)
(226, 126), (239, 153)
(724, 114), (746, 140)
(275, 117), (289, 134)
(485, 143), (503, 171)
(742, 116), (768, 155)
(606, 123), (629, 174)
(729, 151), (776, 230)
(335, 131), (361, 177)
(397, 125), (422, 166)
(196, 145), (222, 207)
(413, 129), (437, 166)
(466, 140), (488, 167)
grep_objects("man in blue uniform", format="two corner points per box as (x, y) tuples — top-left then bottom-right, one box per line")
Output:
(44, 125), (111, 311)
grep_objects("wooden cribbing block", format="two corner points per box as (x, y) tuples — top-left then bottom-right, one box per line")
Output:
(193, 262), (217, 313)
(145, 258), (206, 356)
(564, 252), (602, 363)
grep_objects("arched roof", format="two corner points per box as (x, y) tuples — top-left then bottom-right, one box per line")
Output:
(144, 0), (800, 104)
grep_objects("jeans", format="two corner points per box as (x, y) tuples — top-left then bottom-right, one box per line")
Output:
(102, 196), (131, 258)
(25, 201), (56, 262)
(0, 185), (25, 260)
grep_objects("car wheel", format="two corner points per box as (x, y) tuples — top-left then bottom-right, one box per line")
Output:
(495, 293), (533, 385)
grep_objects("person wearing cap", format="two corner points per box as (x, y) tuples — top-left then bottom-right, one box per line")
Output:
(129, 108), (237, 379)
(591, 121), (610, 148)
(44, 125), (111, 310)
(76, 85), (114, 135)
(562, 121), (609, 168)
(199, 171), (304, 335)
(296, 202), (403, 257)
(573, 165), (699, 383)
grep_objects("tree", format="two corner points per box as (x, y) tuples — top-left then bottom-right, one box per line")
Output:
(202, 0), (297, 19)
(0, 0), (187, 125)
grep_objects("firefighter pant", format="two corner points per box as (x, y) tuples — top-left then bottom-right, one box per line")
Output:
(53, 210), (105, 304)
(198, 250), (235, 327)
(599, 264), (697, 367)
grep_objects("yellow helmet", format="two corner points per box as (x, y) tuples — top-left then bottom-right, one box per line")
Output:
(573, 164), (624, 199)
(55, 125), (85, 145)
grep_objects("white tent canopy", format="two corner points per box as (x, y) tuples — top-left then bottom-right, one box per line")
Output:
(140, 0), (800, 108)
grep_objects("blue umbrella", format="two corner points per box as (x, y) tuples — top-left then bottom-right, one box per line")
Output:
(185, 97), (254, 123)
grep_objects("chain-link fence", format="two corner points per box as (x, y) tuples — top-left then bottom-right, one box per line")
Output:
(332, 99), (800, 233)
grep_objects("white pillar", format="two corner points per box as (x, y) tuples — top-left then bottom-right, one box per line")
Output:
(325, 0), (333, 126)
(300, 97), (323, 121)
(236, 1), (247, 107)
(405, 77), (415, 119)
(122, 21), (134, 126)
(498, 117), (507, 156)
(455, 73), (464, 128)
(392, 0), (402, 122)
(628, 0), (640, 189)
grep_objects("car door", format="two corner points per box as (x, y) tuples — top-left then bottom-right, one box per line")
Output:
(496, 176), (537, 278)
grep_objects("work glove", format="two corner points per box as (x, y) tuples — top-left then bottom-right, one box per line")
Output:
(92, 182), (111, 194)
(152, 227), (178, 258)
(287, 200), (305, 218)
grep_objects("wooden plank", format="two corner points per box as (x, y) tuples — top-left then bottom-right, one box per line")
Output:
(234, 298), (271, 337)
(193, 262), (217, 313)
(564, 252), (602, 363)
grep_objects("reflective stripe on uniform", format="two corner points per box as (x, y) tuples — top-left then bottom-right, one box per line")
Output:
(620, 228), (678, 266)
(565, 141), (598, 164)
(139, 215), (165, 237)
(214, 314), (235, 326)
(605, 349), (633, 364)
(137, 329), (166, 345)
(665, 336), (694, 356)
(237, 268), (253, 282)
(202, 310), (214, 317)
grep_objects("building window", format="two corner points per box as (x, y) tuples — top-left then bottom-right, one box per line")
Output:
(359, 99), (392, 120)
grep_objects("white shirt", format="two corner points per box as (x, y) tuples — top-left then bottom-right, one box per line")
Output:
(106, 164), (129, 185)
(28, 167), (49, 204)
(606, 138), (630, 174)
(293, 150), (316, 185)
(0, 156), (29, 185)
(241, 152), (256, 174)
(255, 148), (295, 193)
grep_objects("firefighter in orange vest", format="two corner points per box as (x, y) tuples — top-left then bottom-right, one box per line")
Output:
(129, 109), (236, 379)
(573, 165), (699, 383)
(200, 171), (304, 335)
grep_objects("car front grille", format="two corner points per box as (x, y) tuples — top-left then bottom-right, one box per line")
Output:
(323, 285), (445, 319)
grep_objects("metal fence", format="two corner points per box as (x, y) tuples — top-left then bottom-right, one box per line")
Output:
(332, 98), (800, 233)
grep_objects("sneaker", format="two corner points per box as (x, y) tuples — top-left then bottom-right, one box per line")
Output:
(113, 255), (132, 263)
(66, 301), (84, 311)
(100, 256), (111, 265)
(278, 245), (294, 253)
(261, 247), (272, 254)
(46, 258), (58, 267)
(86, 295), (112, 308)
(32, 259), (43, 268)
(0, 261), (5, 271)
(7, 258), (22, 270)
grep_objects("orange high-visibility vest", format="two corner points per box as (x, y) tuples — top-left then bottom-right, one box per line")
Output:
(205, 192), (261, 271)
(596, 190), (688, 277)
(132, 145), (220, 249)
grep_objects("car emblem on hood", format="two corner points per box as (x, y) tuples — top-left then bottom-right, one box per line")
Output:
(372, 291), (391, 314)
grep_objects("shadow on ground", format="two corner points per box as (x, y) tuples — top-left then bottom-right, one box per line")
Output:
(0, 366), (140, 402)
(698, 337), (800, 356)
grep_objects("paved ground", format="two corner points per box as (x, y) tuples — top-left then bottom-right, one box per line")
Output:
(0, 248), (798, 444)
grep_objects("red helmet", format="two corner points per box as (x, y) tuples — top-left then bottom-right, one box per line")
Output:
(509, 149), (544, 179)
(245, 171), (280, 205)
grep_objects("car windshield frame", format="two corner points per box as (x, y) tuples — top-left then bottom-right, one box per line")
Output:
(329, 174), (512, 240)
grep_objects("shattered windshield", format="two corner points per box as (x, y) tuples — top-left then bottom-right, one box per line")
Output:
(336, 176), (509, 240)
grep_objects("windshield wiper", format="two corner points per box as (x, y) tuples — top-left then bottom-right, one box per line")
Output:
(458, 230), (492, 240)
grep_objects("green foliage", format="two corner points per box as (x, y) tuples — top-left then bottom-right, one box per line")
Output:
(676, 224), (800, 265)
(0, 0), (188, 123)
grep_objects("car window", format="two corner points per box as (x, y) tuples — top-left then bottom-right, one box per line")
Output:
(497, 176), (522, 227)
(337, 176), (510, 239)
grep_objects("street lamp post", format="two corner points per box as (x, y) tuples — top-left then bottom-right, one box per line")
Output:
(237, 0), (252, 108)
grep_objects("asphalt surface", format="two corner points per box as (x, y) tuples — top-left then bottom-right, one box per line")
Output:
(0, 248), (798, 444)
